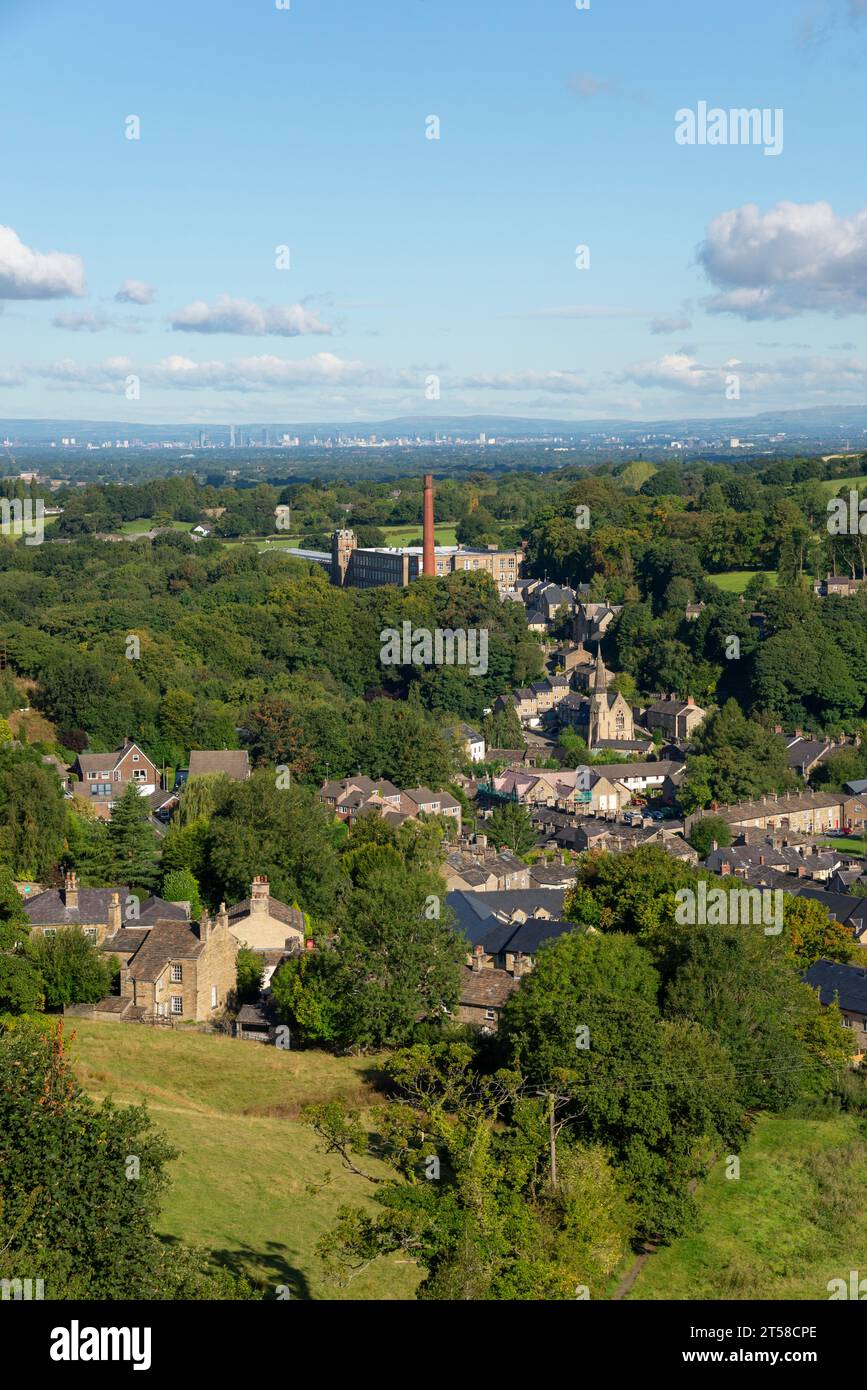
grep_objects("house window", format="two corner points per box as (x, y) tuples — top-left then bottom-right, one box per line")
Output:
(44, 928), (56, 938)
(484, 1009), (496, 1021)
(133, 770), (147, 782)
(87, 772), (97, 780)
(171, 996), (183, 1015)
(132, 754), (140, 761)
(84, 928), (98, 942)
(171, 964), (182, 982)
(211, 985), (217, 1009)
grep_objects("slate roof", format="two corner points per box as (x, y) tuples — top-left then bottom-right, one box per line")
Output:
(23, 887), (187, 929)
(126, 920), (207, 981)
(24, 886), (128, 927)
(102, 927), (150, 954)
(788, 886), (867, 934)
(711, 791), (856, 824)
(785, 737), (832, 774)
(480, 916), (578, 957)
(528, 862), (577, 887)
(446, 888), (567, 945)
(227, 897), (304, 931)
(805, 959), (867, 1014)
(646, 699), (698, 716)
(459, 965), (520, 1009)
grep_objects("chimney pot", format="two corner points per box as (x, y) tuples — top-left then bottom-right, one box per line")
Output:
(63, 871), (79, 910)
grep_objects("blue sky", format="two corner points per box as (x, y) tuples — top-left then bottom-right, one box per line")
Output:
(2, 0), (867, 423)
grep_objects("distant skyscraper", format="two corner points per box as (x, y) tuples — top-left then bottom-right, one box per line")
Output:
(229, 425), (236, 448)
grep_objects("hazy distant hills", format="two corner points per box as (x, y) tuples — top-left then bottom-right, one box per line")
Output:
(1, 407), (866, 444)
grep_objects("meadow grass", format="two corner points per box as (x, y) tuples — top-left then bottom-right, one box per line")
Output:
(628, 1111), (867, 1301)
(69, 1021), (419, 1300)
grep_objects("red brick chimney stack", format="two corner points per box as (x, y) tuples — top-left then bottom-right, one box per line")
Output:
(423, 474), (435, 577)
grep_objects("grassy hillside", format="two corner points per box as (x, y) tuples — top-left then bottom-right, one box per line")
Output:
(69, 1021), (418, 1301)
(627, 1111), (867, 1300)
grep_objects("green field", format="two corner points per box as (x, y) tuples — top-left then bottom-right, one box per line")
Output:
(627, 1111), (867, 1300)
(819, 837), (867, 856)
(2, 512), (59, 543)
(69, 1021), (418, 1300)
(819, 473), (867, 498)
(380, 522), (458, 547)
(707, 570), (779, 594)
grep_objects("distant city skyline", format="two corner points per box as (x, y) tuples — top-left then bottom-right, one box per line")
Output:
(3, 0), (867, 423)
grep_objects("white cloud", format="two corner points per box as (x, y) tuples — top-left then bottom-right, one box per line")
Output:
(620, 348), (867, 399)
(566, 72), (649, 105)
(458, 368), (591, 394)
(169, 295), (332, 336)
(36, 352), (415, 394)
(51, 311), (145, 334)
(621, 351), (769, 394)
(651, 316), (692, 334)
(115, 279), (155, 305)
(0, 225), (85, 299)
(698, 200), (867, 318)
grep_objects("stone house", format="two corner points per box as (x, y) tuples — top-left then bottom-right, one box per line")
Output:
(814, 575), (865, 598)
(456, 957), (520, 1032)
(573, 602), (622, 645)
(24, 873), (187, 945)
(225, 876), (307, 952)
(644, 697), (706, 741)
(687, 792), (867, 838)
(117, 911), (237, 1022)
(443, 848), (530, 893)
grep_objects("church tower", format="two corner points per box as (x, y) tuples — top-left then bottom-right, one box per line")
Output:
(593, 649), (608, 691)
